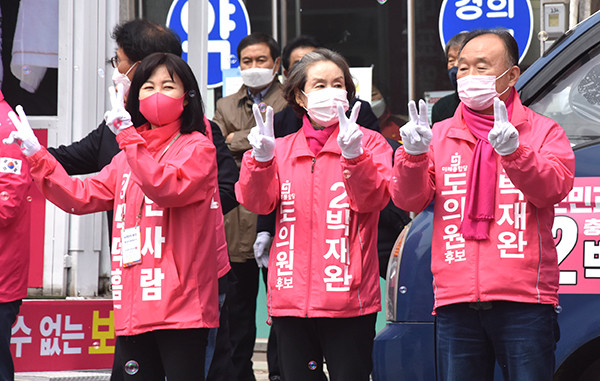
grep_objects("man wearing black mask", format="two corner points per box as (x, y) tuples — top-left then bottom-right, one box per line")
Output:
(431, 32), (468, 124)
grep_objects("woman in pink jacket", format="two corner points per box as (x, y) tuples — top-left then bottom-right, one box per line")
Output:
(5, 53), (219, 380)
(236, 48), (392, 381)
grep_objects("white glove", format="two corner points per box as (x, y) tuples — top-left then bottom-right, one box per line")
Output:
(104, 83), (133, 135)
(400, 99), (432, 155)
(3, 105), (41, 156)
(253, 231), (273, 268)
(336, 102), (363, 159)
(488, 98), (519, 156)
(248, 103), (275, 162)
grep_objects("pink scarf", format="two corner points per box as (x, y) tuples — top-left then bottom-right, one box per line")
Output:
(302, 115), (337, 155)
(461, 90), (515, 240)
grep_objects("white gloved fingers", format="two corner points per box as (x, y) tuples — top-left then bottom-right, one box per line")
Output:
(108, 86), (118, 110)
(2, 130), (20, 145)
(253, 232), (273, 268)
(248, 126), (262, 150)
(416, 123), (433, 145)
(6, 106), (41, 155)
(498, 128), (512, 146)
(250, 124), (275, 162)
(7, 110), (21, 131)
(344, 126), (363, 145)
(348, 101), (361, 124)
(263, 106), (274, 138)
(494, 98), (509, 124)
(407, 100), (419, 123)
(336, 102), (348, 135)
(115, 83), (125, 108)
(400, 122), (421, 143)
(8, 108), (32, 138)
(488, 127), (501, 146)
(400, 119), (431, 156)
(418, 99), (429, 127)
(252, 104), (265, 131)
(15, 106), (32, 132)
(257, 255), (269, 268)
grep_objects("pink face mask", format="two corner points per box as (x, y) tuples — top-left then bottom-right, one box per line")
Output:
(139, 92), (185, 127)
(457, 68), (511, 111)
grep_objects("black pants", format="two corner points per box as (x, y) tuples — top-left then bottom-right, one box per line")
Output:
(110, 328), (208, 381)
(0, 300), (21, 381)
(228, 260), (260, 381)
(207, 273), (235, 381)
(272, 314), (377, 381)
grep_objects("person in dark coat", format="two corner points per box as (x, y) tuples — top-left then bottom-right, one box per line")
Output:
(431, 32), (469, 125)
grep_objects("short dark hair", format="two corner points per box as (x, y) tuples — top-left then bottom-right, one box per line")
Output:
(283, 48), (356, 116)
(236, 32), (280, 62)
(444, 32), (468, 59)
(281, 35), (322, 70)
(112, 19), (182, 62)
(126, 53), (206, 135)
(460, 29), (519, 68)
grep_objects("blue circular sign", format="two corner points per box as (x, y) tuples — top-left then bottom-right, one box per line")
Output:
(167, 0), (251, 88)
(439, 0), (533, 63)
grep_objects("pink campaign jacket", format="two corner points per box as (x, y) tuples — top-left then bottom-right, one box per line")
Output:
(28, 122), (220, 336)
(0, 92), (31, 303)
(203, 116), (231, 279)
(236, 124), (392, 318)
(390, 91), (575, 311)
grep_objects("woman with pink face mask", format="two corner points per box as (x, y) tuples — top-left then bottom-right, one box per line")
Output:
(5, 53), (220, 380)
(235, 48), (392, 381)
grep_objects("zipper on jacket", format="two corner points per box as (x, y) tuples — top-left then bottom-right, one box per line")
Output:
(305, 156), (316, 317)
(476, 244), (481, 302)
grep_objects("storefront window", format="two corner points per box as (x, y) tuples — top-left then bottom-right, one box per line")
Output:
(0, 1), (58, 115)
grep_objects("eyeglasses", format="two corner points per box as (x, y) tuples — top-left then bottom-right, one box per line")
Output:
(110, 56), (119, 68)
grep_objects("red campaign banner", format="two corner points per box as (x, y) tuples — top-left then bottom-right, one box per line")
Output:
(11, 299), (115, 372)
(554, 177), (600, 294)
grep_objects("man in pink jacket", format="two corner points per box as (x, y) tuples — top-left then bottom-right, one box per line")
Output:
(0, 91), (32, 380)
(390, 30), (575, 380)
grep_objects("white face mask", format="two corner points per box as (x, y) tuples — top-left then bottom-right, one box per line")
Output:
(241, 66), (276, 89)
(457, 67), (511, 111)
(371, 98), (386, 118)
(303, 88), (349, 127)
(111, 62), (137, 96)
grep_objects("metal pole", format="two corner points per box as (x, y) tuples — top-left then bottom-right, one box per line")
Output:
(407, 0), (415, 101)
(583, 0), (591, 19)
(272, 0), (278, 41)
(295, 0), (301, 37)
(281, 0), (288, 49)
(569, 0), (580, 28)
(188, 0), (208, 103)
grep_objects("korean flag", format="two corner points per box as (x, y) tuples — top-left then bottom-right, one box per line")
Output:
(0, 157), (22, 174)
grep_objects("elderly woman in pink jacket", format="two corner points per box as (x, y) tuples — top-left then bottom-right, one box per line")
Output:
(236, 48), (391, 381)
(5, 53), (220, 380)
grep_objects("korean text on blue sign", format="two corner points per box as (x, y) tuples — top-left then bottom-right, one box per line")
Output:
(167, 0), (251, 88)
(438, 0), (533, 63)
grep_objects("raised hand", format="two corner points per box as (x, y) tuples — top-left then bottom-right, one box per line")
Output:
(3, 105), (41, 156)
(336, 101), (363, 159)
(248, 103), (275, 162)
(488, 98), (519, 156)
(400, 99), (432, 155)
(104, 83), (133, 135)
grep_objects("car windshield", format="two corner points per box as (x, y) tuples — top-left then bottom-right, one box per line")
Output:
(529, 44), (600, 147)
